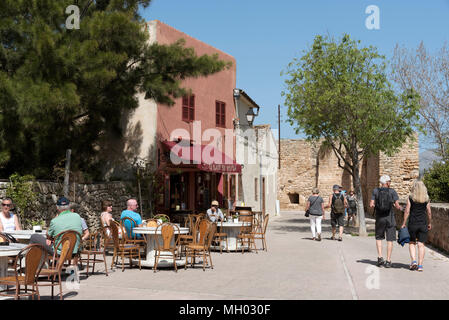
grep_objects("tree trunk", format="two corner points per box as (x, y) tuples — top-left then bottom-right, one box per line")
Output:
(352, 162), (368, 236)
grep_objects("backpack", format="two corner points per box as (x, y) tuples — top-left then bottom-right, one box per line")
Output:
(347, 197), (356, 209)
(376, 188), (392, 215)
(332, 193), (345, 214)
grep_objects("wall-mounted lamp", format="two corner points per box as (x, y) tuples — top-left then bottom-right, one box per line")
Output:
(246, 107), (256, 126)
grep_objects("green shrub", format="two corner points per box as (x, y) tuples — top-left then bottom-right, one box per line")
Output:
(423, 161), (449, 202)
(6, 173), (38, 228)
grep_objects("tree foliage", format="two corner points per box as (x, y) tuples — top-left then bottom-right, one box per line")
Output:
(391, 42), (449, 161)
(423, 161), (449, 203)
(0, 0), (231, 179)
(281, 34), (421, 235)
(6, 173), (38, 228)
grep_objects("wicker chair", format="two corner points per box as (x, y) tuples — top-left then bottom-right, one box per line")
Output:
(109, 221), (141, 272)
(185, 221), (216, 271)
(120, 217), (146, 252)
(146, 219), (160, 227)
(0, 244), (47, 300)
(37, 238), (72, 300)
(154, 223), (181, 273)
(237, 214), (257, 253)
(213, 220), (228, 253)
(50, 230), (82, 268)
(153, 214), (170, 223)
(252, 214), (269, 251)
(178, 214), (201, 256)
(79, 229), (109, 277)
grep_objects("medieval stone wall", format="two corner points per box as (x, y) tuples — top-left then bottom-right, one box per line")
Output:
(0, 181), (135, 233)
(278, 135), (420, 211)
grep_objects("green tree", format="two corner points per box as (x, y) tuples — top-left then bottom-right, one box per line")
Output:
(281, 34), (420, 236)
(423, 160), (449, 203)
(6, 173), (38, 228)
(0, 0), (231, 178)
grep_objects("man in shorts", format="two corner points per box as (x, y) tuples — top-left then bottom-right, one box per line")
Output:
(369, 175), (402, 268)
(325, 185), (348, 241)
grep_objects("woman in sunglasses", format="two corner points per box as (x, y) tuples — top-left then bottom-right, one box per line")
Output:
(0, 197), (22, 232)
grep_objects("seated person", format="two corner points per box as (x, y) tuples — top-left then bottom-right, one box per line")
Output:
(0, 197), (22, 232)
(207, 200), (224, 223)
(30, 197), (83, 256)
(120, 198), (143, 239)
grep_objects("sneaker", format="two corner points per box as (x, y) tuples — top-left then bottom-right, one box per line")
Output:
(317, 234), (321, 241)
(331, 235), (335, 240)
(384, 261), (392, 268)
(338, 237), (343, 242)
(377, 257), (385, 267)
(312, 237), (316, 241)
(410, 261), (418, 271)
(417, 265), (423, 272)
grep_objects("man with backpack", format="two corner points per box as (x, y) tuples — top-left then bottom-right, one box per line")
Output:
(325, 185), (348, 241)
(369, 175), (402, 268)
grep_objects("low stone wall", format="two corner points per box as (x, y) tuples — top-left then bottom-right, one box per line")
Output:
(0, 180), (135, 233)
(394, 202), (449, 253)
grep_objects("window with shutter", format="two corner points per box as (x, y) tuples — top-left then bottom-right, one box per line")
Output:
(182, 95), (195, 122)
(215, 101), (226, 127)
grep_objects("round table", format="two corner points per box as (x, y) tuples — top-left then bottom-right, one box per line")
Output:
(0, 243), (28, 292)
(212, 222), (250, 252)
(133, 226), (189, 268)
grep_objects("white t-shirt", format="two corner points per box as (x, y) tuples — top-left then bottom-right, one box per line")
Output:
(207, 208), (224, 222)
(0, 212), (16, 232)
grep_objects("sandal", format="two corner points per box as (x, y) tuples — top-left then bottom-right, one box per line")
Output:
(410, 261), (418, 271)
(417, 265), (423, 272)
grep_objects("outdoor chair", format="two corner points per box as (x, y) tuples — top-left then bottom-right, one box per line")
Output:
(0, 244), (47, 300)
(154, 223), (181, 273)
(79, 229), (109, 277)
(237, 214), (257, 253)
(213, 219), (228, 253)
(109, 221), (141, 272)
(252, 214), (269, 251)
(120, 217), (146, 253)
(102, 225), (115, 253)
(36, 237), (72, 300)
(185, 221), (216, 271)
(146, 219), (160, 227)
(50, 230), (82, 268)
(178, 214), (201, 256)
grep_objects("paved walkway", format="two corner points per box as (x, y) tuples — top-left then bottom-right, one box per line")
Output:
(35, 211), (449, 300)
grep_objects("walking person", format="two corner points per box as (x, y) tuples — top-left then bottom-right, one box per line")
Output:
(346, 190), (358, 227)
(324, 185), (347, 241)
(401, 180), (432, 272)
(304, 188), (325, 241)
(369, 175), (402, 268)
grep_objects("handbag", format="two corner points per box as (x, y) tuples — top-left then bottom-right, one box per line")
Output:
(305, 196), (319, 217)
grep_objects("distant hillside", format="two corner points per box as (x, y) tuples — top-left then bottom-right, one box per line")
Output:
(420, 150), (441, 173)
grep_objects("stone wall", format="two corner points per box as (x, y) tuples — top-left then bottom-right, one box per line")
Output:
(278, 135), (420, 211)
(0, 181), (135, 233)
(394, 203), (449, 253)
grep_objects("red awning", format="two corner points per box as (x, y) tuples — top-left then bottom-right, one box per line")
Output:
(161, 140), (242, 173)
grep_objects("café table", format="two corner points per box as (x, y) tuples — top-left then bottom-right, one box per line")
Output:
(0, 243), (28, 293)
(211, 221), (251, 252)
(132, 226), (189, 268)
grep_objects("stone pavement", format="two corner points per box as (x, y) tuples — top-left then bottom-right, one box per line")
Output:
(34, 211), (449, 300)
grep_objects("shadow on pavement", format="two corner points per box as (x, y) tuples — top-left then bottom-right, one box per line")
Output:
(356, 259), (410, 270)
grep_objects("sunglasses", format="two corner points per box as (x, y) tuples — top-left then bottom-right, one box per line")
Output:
(2, 203), (11, 207)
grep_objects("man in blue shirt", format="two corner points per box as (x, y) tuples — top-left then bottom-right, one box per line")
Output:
(120, 198), (143, 238)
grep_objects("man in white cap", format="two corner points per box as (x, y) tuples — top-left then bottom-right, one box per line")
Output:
(369, 175), (401, 268)
(207, 200), (224, 223)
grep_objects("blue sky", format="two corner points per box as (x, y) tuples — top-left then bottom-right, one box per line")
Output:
(141, 0), (449, 152)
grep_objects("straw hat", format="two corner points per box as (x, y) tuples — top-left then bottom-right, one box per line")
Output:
(211, 200), (219, 206)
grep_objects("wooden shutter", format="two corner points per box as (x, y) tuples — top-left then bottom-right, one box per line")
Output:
(220, 102), (225, 126)
(189, 95), (195, 121)
(182, 96), (189, 121)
